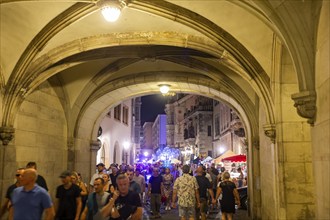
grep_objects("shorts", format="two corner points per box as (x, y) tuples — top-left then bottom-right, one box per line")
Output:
(179, 205), (195, 218)
(199, 198), (208, 213)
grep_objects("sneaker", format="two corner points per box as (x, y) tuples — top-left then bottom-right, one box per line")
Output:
(156, 214), (161, 218)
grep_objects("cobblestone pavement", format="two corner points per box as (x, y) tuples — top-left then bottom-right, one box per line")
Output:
(142, 203), (251, 220)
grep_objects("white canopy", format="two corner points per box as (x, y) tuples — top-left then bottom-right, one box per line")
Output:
(213, 150), (237, 164)
(170, 158), (182, 164)
(201, 156), (213, 164)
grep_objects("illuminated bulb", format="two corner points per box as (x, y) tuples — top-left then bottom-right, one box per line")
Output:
(123, 141), (129, 149)
(101, 6), (121, 22)
(159, 85), (170, 94)
(144, 152), (149, 157)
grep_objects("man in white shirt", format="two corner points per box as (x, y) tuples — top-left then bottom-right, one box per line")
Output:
(89, 163), (106, 192)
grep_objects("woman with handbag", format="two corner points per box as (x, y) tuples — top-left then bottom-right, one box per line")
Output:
(215, 172), (240, 220)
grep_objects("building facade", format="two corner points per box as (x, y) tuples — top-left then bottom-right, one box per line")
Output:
(152, 114), (167, 151)
(97, 99), (133, 166)
(165, 95), (214, 162)
(213, 101), (246, 158)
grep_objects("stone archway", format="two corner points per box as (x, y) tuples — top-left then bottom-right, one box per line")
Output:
(74, 81), (262, 216)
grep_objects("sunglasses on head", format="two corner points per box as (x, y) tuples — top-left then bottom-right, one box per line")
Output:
(15, 174), (21, 177)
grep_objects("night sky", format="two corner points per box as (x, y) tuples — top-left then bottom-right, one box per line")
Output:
(141, 94), (167, 124)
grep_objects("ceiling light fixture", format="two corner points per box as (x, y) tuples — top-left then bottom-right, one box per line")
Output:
(159, 84), (176, 97)
(97, 0), (126, 22)
(159, 85), (170, 94)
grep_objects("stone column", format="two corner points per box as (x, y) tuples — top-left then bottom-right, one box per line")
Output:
(0, 128), (17, 213)
(90, 140), (101, 177)
(67, 137), (75, 171)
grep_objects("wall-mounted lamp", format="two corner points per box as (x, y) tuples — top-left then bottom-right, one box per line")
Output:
(158, 84), (175, 96)
(97, 0), (127, 22)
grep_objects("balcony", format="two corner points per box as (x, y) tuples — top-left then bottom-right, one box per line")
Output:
(183, 105), (213, 119)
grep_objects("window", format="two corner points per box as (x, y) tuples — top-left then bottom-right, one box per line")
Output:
(106, 109), (111, 118)
(122, 105), (129, 125)
(114, 104), (121, 121)
(215, 114), (220, 136)
(208, 125), (212, 136)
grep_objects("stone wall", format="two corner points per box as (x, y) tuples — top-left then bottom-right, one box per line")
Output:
(3, 80), (68, 200)
(312, 1), (330, 219)
(259, 106), (276, 220)
(276, 48), (315, 219)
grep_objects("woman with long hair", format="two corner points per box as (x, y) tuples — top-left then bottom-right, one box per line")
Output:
(102, 173), (112, 192)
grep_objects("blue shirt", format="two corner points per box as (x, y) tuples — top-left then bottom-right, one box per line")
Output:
(12, 185), (52, 220)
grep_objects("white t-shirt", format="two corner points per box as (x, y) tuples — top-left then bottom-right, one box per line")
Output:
(90, 173), (104, 186)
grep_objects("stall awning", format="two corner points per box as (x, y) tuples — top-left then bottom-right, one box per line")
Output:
(201, 156), (213, 164)
(213, 150), (236, 164)
(222, 154), (246, 162)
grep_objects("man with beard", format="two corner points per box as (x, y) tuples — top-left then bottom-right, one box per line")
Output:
(0, 168), (25, 219)
(101, 174), (142, 220)
(81, 177), (110, 220)
(89, 163), (106, 192)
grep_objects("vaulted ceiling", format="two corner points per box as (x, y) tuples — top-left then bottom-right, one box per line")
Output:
(0, 0), (322, 133)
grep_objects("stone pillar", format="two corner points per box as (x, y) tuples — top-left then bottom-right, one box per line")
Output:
(90, 140), (101, 177)
(67, 137), (75, 171)
(312, 2), (330, 219)
(0, 131), (17, 217)
(250, 137), (262, 220)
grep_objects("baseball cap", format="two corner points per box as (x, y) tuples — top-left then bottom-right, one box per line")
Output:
(96, 163), (105, 167)
(59, 170), (71, 178)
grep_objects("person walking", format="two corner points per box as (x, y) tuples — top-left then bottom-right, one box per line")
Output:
(101, 174), (143, 220)
(71, 171), (88, 214)
(9, 168), (54, 220)
(132, 168), (146, 202)
(55, 170), (82, 220)
(0, 168), (25, 219)
(26, 161), (48, 191)
(127, 169), (141, 194)
(90, 163), (106, 192)
(216, 171), (240, 220)
(172, 165), (200, 220)
(81, 177), (111, 220)
(237, 168), (244, 188)
(162, 167), (174, 211)
(109, 165), (119, 189)
(148, 167), (164, 219)
(102, 173), (112, 192)
(195, 166), (216, 220)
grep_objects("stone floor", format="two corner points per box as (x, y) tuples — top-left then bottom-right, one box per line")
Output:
(142, 203), (251, 220)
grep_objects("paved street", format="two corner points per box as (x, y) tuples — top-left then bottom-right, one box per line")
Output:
(142, 204), (251, 220)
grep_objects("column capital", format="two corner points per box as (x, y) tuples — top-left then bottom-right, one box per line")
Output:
(0, 126), (15, 145)
(263, 124), (276, 143)
(291, 90), (316, 125)
(90, 140), (101, 151)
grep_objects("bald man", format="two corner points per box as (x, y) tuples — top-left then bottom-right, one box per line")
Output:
(9, 168), (54, 220)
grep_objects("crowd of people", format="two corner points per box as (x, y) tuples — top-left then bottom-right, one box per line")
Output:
(0, 161), (246, 220)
